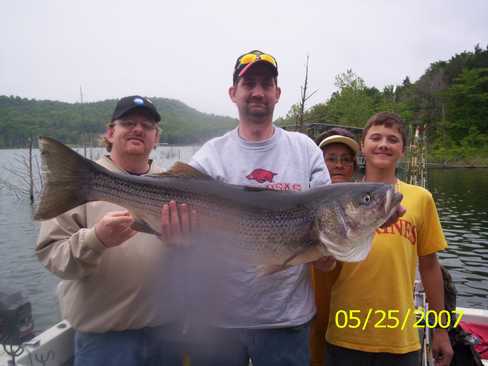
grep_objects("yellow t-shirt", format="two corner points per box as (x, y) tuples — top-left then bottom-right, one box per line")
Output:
(326, 180), (448, 354)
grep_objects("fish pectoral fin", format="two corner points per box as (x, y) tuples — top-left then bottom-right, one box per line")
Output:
(256, 264), (290, 277)
(131, 218), (160, 235)
(149, 162), (213, 180)
(256, 245), (325, 277)
(317, 244), (332, 257)
(283, 245), (325, 266)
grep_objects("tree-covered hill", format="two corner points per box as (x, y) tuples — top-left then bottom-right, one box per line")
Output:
(277, 44), (488, 162)
(0, 96), (238, 148)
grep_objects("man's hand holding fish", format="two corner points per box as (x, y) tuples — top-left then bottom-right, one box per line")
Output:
(160, 200), (198, 247)
(94, 210), (137, 248)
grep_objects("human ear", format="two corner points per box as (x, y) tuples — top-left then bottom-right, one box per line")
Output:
(106, 126), (115, 143)
(153, 129), (160, 149)
(229, 86), (237, 103)
(275, 86), (281, 101)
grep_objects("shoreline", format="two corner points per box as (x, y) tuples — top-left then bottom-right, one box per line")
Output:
(428, 163), (488, 169)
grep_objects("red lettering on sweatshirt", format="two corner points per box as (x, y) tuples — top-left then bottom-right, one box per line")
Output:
(266, 183), (302, 191)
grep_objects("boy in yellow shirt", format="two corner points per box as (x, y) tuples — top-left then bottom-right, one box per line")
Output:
(325, 112), (453, 366)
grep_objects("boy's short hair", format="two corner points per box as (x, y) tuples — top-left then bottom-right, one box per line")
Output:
(362, 112), (408, 148)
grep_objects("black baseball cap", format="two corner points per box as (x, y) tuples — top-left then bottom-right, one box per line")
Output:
(233, 50), (278, 84)
(111, 95), (161, 122)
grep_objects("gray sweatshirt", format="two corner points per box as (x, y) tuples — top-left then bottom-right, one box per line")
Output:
(190, 126), (330, 328)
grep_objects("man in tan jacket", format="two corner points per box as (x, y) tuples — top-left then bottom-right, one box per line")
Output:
(36, 95), (187, 366)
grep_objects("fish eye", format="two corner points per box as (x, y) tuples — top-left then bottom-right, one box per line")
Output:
(362, 193), (372, 204)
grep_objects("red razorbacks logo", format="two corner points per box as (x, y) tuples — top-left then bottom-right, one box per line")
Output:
(246, 169), (277, 183)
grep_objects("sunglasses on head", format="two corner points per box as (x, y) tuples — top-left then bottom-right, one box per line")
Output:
(237, 52), (277, 69)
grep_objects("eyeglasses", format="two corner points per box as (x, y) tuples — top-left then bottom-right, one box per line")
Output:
(115, 119), (157, 131)
(325, 155), (355, 166)
(237, 52), (278, 69)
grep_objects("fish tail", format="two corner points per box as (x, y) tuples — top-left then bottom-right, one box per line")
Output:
(34, 137), (95, 220)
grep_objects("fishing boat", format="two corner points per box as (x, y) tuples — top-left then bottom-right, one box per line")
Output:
(1, 305), (487, 365)
(1, 277), (487, 366)
(414, 279), (488, 366)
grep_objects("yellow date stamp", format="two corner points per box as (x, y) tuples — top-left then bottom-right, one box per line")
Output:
(334, 308), (464, 330)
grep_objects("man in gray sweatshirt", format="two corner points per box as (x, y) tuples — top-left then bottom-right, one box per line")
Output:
(187, 50), (331, 366)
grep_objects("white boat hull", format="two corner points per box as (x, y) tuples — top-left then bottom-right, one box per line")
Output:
(1, 308), (487, 365)
(1, 320), (73, 366)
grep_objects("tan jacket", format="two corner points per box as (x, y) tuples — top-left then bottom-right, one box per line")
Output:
(36, 156), (177, 332)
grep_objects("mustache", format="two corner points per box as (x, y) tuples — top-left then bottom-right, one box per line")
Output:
(127, 135), (145, 140)
(248, 96), (266, 103)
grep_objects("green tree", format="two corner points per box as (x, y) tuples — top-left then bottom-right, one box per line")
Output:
(324, 69), (376, 126)
(443, 67), (488, 138)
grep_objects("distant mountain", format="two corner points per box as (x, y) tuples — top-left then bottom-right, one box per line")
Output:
(0, 96), (238, 148)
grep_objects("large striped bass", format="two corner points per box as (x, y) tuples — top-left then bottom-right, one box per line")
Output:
(34, 137), (402, 266)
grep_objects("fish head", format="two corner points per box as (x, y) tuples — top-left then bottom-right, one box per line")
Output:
(315, 183), (403, 262)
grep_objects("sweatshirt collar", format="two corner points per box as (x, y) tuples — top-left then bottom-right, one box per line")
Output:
(233, 125), (281, 151)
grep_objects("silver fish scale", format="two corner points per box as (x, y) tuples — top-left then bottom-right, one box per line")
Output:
(89, 171), (214, 213)
(234, 207), (316, 260)
(89, 167), (317, 261)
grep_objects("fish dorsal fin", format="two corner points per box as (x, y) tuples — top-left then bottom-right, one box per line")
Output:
(149, 162), (213, 180)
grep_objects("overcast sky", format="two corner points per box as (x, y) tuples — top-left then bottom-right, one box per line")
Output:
(1, 0), (487, 119)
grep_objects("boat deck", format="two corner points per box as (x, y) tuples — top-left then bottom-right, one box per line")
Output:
(2, 308), (487, 365)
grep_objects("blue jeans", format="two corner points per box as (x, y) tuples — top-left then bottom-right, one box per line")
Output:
(188, 323), (310, 366)
(74, 325), (185, 366)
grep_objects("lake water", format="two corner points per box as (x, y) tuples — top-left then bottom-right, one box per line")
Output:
(0, 147), (487, 333)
